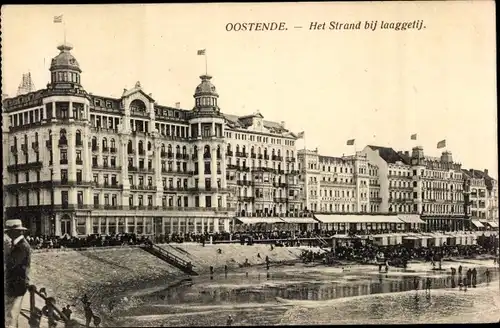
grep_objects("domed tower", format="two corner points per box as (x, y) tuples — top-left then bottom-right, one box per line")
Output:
(193, 75), (220, 114)
(48, 43), (84, 91)
(189, 74), (229, 223)
(42, 43), (91, 237)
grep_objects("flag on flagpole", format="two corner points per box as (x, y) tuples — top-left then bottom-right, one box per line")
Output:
(437, 139), (446, 149)
(197, 49), (206, 56)
(346, 139), (355, 146)
(410, 134), (417, 140)
(53, 15), (63, 23)
(296, 131), (305, 139)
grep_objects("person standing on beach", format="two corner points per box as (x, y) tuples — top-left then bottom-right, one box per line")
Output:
(4, 219), (31, 328)
(471, 268), (477, 287)
(413, 277), (420, 292)
(485, 268), (491, 283)
(425, 277), (432, 293)
(83, 301), (94, 328)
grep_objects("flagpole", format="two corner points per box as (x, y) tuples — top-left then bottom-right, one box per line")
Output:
(205, 51), (208, 75)
(63, 18), (67, 45)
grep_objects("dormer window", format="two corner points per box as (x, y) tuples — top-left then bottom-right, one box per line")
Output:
(106, 101), (112, 108)
(94, 99), (101, 107)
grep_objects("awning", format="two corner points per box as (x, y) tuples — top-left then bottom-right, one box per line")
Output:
(279, 217), (318, 224)
(403, 236), (420, 240)
(471, 220), (485, 228)
(235, 217), (285, 225)
(486, 221), (499, 228)
(398, 214), (426, 224)
(314, 215), (403, 224)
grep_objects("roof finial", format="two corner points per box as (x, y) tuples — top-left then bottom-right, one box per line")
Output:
(135, 81), (141, 88)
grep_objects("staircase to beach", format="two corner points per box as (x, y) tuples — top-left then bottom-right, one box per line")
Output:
(141, 243), (199, 276)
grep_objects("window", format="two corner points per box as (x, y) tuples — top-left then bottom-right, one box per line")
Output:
(76, 170), (82, 183)
(77, 191), (84, 205)
(104, 174), (109, 186)
(61, 191), (69, 208)
(104, 194), (109, 205)
(93, 174), (98, 183)
(148, 176), (153, 186)
(148, 195), (153, 206)
(111, 157), (116, 167)
(93, 193), (99, 205)
(205, 196), (212, 208)
(61, 169), (68, 183)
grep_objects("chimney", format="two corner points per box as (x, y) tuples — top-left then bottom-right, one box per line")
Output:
(404, 151), (409, 157)
(484, 169), (489, 175)
(281, 121), (285, 128)
(175, 102), (180, 109)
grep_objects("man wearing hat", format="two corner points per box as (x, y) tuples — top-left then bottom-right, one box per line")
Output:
(4, 219), (31, 328)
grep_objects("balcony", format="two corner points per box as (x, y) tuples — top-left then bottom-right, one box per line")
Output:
(258, 154), (263, 159)
(176, 153), (182, 159)
(138, 149), (145, 156)
(127, 149), (135, 155)
(6, 161), (43, 172)
(75, 140), (83, 147)
(60, 159), (68, 165)
(286, 157), (296, 162)
(273, 182), (288, 188)
(58, 139), (68, 147)
(227, 164), (238, 170)
(238, 166), (250, 172)
(128, 166), (138, 172)
(191, 154), (197, 160)
(110, 147), (117, 153)
(92, 146), (99, 152)
(203, 153), (211, 159)
(21, 144), (28, 153)
(251, 153), (256, 159)
(236, 152), (247, 158)
(264, 155), (269, 160)
(227, 151), (233, 156)
(45, 140), (52, 149)
(273, 197), (288, 203)
(237, 180), (252, 186)
(371, 197), (383, 202)
(272, 155), (283, 161)
(76, 159), (83, 165)
(103, 146), (109, 152)
(238, 196), (255, 202)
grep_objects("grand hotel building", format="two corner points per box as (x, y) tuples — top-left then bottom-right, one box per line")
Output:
(2, 43), (302, 237)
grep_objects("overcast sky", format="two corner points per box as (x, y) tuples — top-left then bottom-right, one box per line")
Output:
(2, 2), (497, 177)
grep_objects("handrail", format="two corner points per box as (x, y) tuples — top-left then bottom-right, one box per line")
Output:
(149, 244), (194, 268)
(26, 285), (70, 327)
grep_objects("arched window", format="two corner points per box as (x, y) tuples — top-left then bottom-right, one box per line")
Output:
(130, 99), (147, 112)
(59, 129), (67, 145)
(167, 144), (172, 154)
(204, 145), (211, 158)
(161, 144), (166, 153)
(127, 140), (133, 153)
(138, 141), (144, 152)
(102, 137), (107, 149)
(217, 146), (221, 158)
(193, 145), (198, 156)
(176, 145), (180, 154)
(264, 148), (268, 156)
(92, 136), (97, 148)
(227, 143), (231, 153)
(277, 149), (281, 156)
(236, 145), (240, 153)
(110, 138), (115, 148)
(75, 130), (82, 146)
(182, 146), (187, 155)
(147, 141), (152, 151)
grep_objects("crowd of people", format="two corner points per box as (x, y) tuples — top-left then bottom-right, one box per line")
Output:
(25, 234), (151, 250)
(301, 237), (498, 268)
